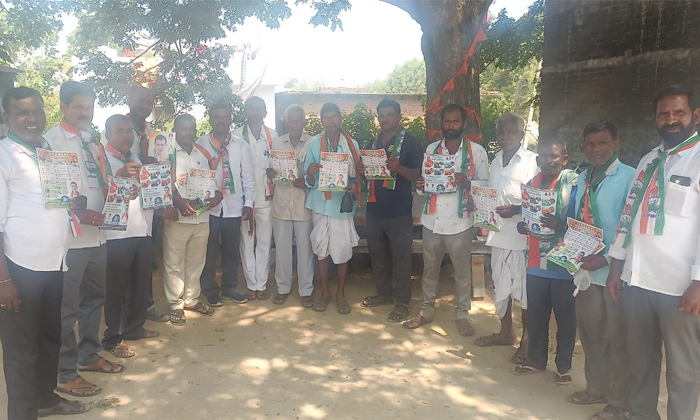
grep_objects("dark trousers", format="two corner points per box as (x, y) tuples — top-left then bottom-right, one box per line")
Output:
(1, 259), (63, 420)
(147, 215), (161, 309)
(103, 237), (153, 349)
(526, 274), (577, 372)
(201, 215), (242, 301)
(366, 212), (413, 304)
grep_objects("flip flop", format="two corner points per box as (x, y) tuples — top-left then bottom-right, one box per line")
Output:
(301, 296), (315, 308)
(256, 291), (270, 300)
(555, 371), (572, 385)
(455, 318), (475, 337)
(336, 299), (351, 315)
(387, 303), (410, 323)
(169, 309), (186, 325)
(361, 295), (394, 308)
(77, 357), (125, 374)
(109, 341), (135, 359)
(184, 302), (214, 316)
(38, 399), (90, 417)
(567, 390), (608, 405)
(402, 314), (432, 329)
(511, 347), (529, 364)
(55, 377), (102, 397)
(312, 298), (331, 312)
(512, 365), (543, 375)
(273, 293), (290, 305)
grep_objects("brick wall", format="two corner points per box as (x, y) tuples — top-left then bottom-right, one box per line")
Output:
(540, 0), (700, 167)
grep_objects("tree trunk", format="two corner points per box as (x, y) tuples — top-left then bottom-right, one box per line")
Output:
(382, 0), (492, 142)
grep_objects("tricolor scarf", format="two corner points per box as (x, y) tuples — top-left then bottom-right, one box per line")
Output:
(242, 124), (274, 200)
(201, 132), (235, 194)
(8, 131), (83, 238)
(424, 136), (474, 218)
(105, 144), (132, 178)
(617, 133), (700, 248)
(367, 127), (405, 203)
(578, 154), (619, 226)
(320, 129), (362, 207)
(526, 169), (577, 271)
(127, 113), (149, 161)
(60, 120), (109, 199)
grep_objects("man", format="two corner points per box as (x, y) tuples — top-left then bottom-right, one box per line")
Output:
(304, 103), (361, 314)
(198, 101), (255, 306)
(567, 122), (634, 420)
(0, 87), (89, 419)
(102, 114), (167, 358)
(474, 113), (538, 365)
(165, 114), (221, 324)
(267, 105), (315, 307)
(403, 104), (489, 336)
(125, 86), (170, 323)
(233, 96), (278, 300)
(153, 134), (169, 162)
(513, 140), (578, 386)
(44, 81), (124, 398)
(607, 85), (700, 420)
(358, 99), (423, 323)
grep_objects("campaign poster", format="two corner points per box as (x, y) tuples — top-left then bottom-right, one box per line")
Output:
(359, 149), (392, 181)
(422, 153), (457, 194)
(100, 176), (131, 231)
(472, 185), (499, 232)
(318, 152), (349, 192)
(269, 150), (298, 185)
(521, 184), (558, 239)
(139, 163), (173, 209)
(37, 149), (83, 209)
(148, 131), (175, 163)
(546, 218), (606, 274)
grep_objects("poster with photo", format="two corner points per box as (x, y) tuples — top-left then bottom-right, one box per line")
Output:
(100, 176), (131, 231)
(37, 149), (82, 209)
(546, 218), (606, 275)
(148, 131), (175, 163)
(359, 149), (392, 181)
(319, 152), (349, 192)
(269, 150), (298, 185)
(186, 168), (217, 216)
(139, 163), (173, 209)
(521, 184), (559, 238)
(422, 153), (458, 194)
(472, 185), (499, 232)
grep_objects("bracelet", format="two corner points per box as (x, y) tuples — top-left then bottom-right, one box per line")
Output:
(0, 278), (12, 284)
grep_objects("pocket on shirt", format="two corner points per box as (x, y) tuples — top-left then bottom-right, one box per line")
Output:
(665, 182), (695, 216)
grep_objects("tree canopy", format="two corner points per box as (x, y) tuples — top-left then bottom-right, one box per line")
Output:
(0, 0), (64, 64)
(368, 58), (426, 94)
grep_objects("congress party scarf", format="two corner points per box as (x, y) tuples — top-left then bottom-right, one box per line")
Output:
(526, 169), (577, 271)
(127, 113), (149, 161)
(206, 132), (235, 194)
(242, 124), (274, 200)
(578, 154), (619, 226)
(617, 133), (700, 248)
(320, 129), (362, 207)
(8, 130), (83, 238)
(60, 120), (108, 198)
(424, 136), (474, 218)
(367, 127), (405, 203)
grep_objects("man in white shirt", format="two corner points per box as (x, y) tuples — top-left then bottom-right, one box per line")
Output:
(474, 113), (538, 365)
(124, 86), (170, 323)
(607, 85), (700, 420)
(0, 87), (89, 418)
(403, 104), (489, 336)
(233, 96), (278, 300)
(45, 81), (124, 398)
(164, 114), (222, 324)
(197, 101), (255, 306)
(267, 105), (314, 307)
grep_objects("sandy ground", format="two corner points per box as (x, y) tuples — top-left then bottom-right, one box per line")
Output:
(0, 254), (691, 420)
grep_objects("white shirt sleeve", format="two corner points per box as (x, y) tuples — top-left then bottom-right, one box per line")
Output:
(240, 142), (256, 208)
(473, 142), (489, 182)
(0, 151), (10, 233)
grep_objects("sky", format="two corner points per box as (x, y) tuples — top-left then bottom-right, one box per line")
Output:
(230, 0), (534, 88)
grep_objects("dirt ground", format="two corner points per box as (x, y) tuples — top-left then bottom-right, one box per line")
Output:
(0, 253), (690, 420)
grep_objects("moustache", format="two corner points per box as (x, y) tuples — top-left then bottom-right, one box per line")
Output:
(443, 129), (462, 139)
(661, 123), (683, 132)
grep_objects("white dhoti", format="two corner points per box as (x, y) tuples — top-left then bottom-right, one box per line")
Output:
(310, 212), (359, 264)
(491, 247), (527, 318)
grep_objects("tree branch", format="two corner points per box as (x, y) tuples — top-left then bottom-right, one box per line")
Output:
(126, 40), (161, 65)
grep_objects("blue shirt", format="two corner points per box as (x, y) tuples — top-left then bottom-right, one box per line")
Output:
(574, 161), (635, 286)
(304, 134), (360, 220)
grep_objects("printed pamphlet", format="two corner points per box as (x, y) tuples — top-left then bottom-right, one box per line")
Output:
(472, 185), (499, 232)
(546, 218), (606, 274)
(37, 149), (82, 209)
(319, 152), (349, 192)
(521, 184), (559, 238)
(422, 153), (457, 194)
(139, 163), (173, 209)
(186, 168), (217, 216)
(359, 149), (392, 181)
(269, 150), (298, 185)
(100, 176), (131, 231)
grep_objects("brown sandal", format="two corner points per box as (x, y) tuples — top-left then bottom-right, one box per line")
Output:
(109, 341), (135, 358)
(38, 399), (90, 416)
(78, 357), (124, 374)
(402, 314), (432, 329)
(56, 376), (102, 397)
(256, 290), (270, 300)
(184, 302), (214, 316)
